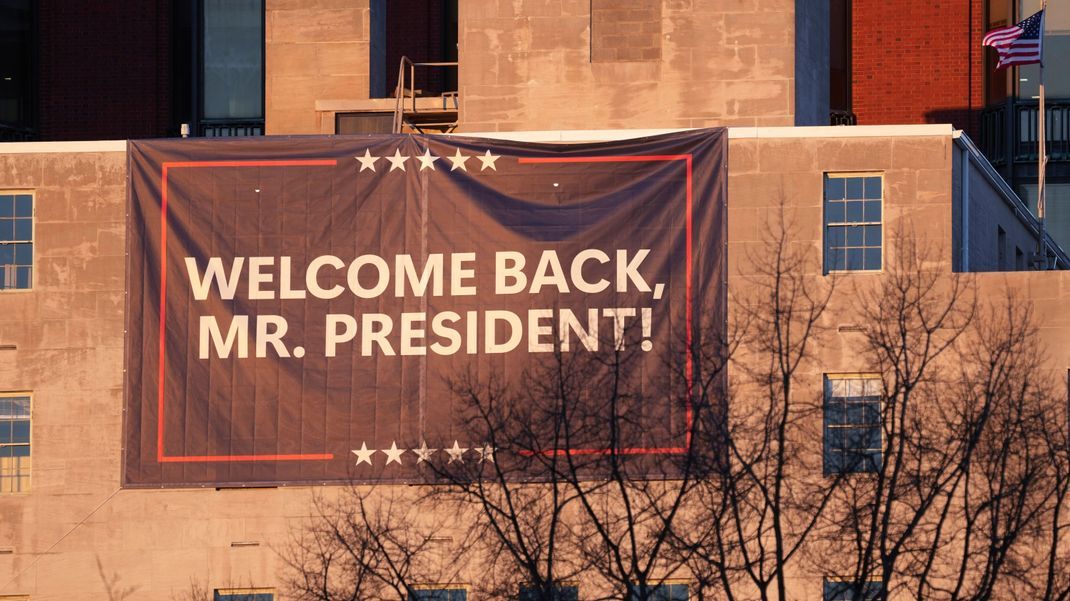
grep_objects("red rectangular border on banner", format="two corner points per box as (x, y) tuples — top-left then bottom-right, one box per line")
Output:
(155, 154), (694, 464)
(157, 159), (338, 463)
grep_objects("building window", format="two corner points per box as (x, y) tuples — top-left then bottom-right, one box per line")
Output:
(213, 589), (274, 601)
(0, 0), (35, 139)
(629, 583), (689, 601)
(1016, 246), (1024, 270)
(823, 580), (884, 600)
(173, 0), (264, 136)
(409, 587), (467, 601)
(520, 585), (579, 601)
(824, 175), (882, 273)
(0, 193), (32, 289)
(824, 376), (882, 474)
(0, 394), (31, 493)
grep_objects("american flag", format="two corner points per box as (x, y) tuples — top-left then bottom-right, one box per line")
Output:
(983, 10), (1044, 69)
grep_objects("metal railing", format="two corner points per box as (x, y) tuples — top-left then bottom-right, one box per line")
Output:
(979, 99), (1070, 165)
(830, 110), (857, 126)
(392, 56), (459, 134)
(200, 119), (264, 137)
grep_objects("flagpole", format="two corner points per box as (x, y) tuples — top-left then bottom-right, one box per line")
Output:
(1037, 1), (1048, 268)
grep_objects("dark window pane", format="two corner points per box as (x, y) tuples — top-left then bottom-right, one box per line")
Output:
(824, 449), (844, 474)
(11, 444), (29, 457)
(0, 245), (12, 265)
(10, 420), (29, 443)
(14, 195), (31, 217)
(0, 196), (12, 217)
(824, 582), (849, 601)
(12, 397), (29, 415)
(0, 445), (12, 458)
(831, 248), (846, 271)
(846, 226), (864, 246)
(863, 427), (881, 449)
(203, 0), (264, 120)
(826, 402), (847, 425)
(846, 402), (866, 424)
(864, 248), (881, 270)
(826, 178), (845, 200)
(846, 177), (864, 199)
(0, 220), (12, 241)
(864, 177), (882, 199)
(520, 587), (579, 601)
(863, 451), (882, 471)
(0, 421), (10, 442)
(846, 201), (864, 222)
(847, 248), (864, 270)
(828, 226), (845, 246)
(14, 242), (31, 264)
(826, 201), (846, 223)
(14, 218), (30, 241)
(15, 265), (30, 288)
(864, 200), (881, 222)
(844, 427), (868, 449)
(865, 225), (882, 246)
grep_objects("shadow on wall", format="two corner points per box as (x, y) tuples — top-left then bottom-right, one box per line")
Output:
(924, 108), (981, 141)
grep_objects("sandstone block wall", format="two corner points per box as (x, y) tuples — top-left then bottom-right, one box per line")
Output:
(0, 131), (1064, 599)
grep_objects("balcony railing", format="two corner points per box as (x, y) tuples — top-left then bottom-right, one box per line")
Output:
(200, 119), (264, 137)
(830, 110), (857, 126)
(979, 99), (1070, 165)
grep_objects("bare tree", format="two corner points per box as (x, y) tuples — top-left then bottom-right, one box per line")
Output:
(283, 486), (468, 601)
(672, 206), (844, 601)
(283, 223), (1070, 601)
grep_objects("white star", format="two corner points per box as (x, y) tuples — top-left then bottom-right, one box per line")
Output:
(355, 149), (379, 172)
(352, 442), (376, 466)
(416, 148), (440, 171)
(386, 149), (409, 172)
(414, 440), (436, 463)
(476, 150), (500, 171)
(477, 443), (496, 463)
(446, 440), (468, 464)
(447, 149), (470, 172)
(383, 441), (405, 465)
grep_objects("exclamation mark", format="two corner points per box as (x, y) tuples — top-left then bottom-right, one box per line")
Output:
(640, 308), (652, 351)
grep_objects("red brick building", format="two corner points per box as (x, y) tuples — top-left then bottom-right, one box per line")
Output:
(847, 0), (985, 139)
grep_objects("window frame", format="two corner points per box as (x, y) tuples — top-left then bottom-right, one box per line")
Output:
(0, 190), (34, 291)
(408, 584), (469, 601)
(0, 392), (32, 494)
(823, 374), (883, 475)
(519, 582), (580, 601)
(628, 580), (690, 600)
(823, 578), (885, 601)
(212, 588), (275, 601)
(823, 173), (884, 274)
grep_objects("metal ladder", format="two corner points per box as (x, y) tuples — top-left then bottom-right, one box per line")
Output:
(392, 56), (459, 134)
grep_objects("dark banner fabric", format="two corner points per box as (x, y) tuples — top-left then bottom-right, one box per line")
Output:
(123, 129), (727, 487)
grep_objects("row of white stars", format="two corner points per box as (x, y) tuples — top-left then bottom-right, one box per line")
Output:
(355, 149), (500, 173)
(351, 440), (496, 466)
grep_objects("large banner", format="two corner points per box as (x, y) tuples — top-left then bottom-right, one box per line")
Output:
(123, 129), (726, 487)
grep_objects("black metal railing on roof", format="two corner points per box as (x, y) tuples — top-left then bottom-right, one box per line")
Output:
(830, 110), (857, 126)
(199, 119), (264, 137)
(979, 99), (1070, 165)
